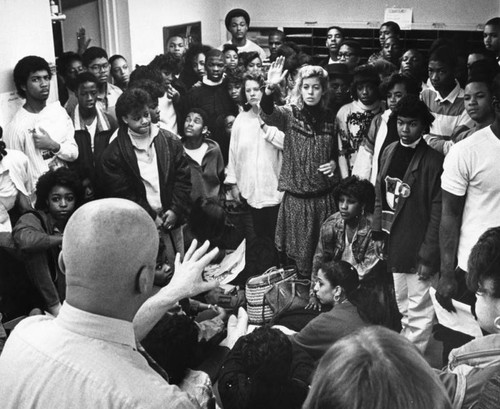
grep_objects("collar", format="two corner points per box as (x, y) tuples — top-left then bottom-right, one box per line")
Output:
(400, 137), (422, 149)
(128, 124), (159, 150)
(353, 99), (381, 112)
(55, 302), (136, 349)
(434, 80), (461, 103)
(202, 75), (224, 86)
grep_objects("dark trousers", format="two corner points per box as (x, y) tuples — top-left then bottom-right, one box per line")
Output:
(249, 204), (280, 274)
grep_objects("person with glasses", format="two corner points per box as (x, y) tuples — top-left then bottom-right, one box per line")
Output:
(337, 40), (362, 74)
(79, 47), (122, 123)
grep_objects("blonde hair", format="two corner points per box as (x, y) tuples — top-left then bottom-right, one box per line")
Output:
(290, 65), (329, 110)
(303, 326), (452, 409)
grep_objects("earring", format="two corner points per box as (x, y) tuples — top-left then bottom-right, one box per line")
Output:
(494, 316), (500, 330)
(333, 294), (340, 303)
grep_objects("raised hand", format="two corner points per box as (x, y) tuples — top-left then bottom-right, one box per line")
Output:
(266, 56), (288, 88)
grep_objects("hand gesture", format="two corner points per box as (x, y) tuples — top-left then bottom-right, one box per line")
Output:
(267, 56), (288, 88)
(318, 160), (336, 178)
(77, 27), (91, 54)
(305, 295), (322, 311)
(220, 307), (248, 349)
(164, 240), (220, 300)
(374, 239), (386, 260)
(32, 130), (59, 151)
(166, 84), (180, 101)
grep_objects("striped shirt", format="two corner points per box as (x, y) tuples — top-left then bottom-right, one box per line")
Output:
(4, 102), (77, 194)
(421, 82), (474, 155)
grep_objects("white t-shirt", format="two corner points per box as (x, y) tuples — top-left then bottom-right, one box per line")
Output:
(441, 126), (500, 270)
(184, 143), (208, 166)
(220, 39), (267, 61)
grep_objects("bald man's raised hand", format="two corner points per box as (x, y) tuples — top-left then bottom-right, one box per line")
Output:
(166, 240), (220, 299)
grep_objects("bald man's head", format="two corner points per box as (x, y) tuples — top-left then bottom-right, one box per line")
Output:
(62, 199), (158, 318)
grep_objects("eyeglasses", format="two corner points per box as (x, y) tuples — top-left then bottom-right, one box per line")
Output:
(88, 63), (110, 72)
(338, 53), (355, 59)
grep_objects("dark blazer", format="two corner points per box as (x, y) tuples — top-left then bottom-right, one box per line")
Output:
(99, 127), (192, 224)
(373, 139), (443, 273)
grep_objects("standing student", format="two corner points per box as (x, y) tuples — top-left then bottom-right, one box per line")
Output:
(336, 65), (384, 179)
(166, 35), (187, 58)
(221, 8), (267, 62)
(322, 26), (345, 66)
(268, 29), (285, 62)
(109, 54), (130, 91)
(368, 21), (401, 63)
(338, 40), (362, 74)
(373, 95), (442, 353)
(483, 17), (500, 63)
(4, 56), (77, 196)
(260, 57), (337, 277)
(421, 46), (474, 155)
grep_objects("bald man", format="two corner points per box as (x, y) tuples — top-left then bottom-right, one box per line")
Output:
(0, 198), (219, 408)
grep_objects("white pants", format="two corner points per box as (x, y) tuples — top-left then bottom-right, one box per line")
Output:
(393, 272), (437, 353)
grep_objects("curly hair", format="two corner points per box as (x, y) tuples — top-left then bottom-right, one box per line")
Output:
(34, 167), (83, 211)
(290, 65), (329, 110)
(115, 88), (151, 127)
(141, 313), (199, 385)
(380, 72), (422, 99)
(149, 53), (182, 75)
(14, 56), (52, 98)
(333, 175), (375, 214)
(240, 73), (266, 111)
(390, 94), (435, 134)
(467, 227), (500, 296)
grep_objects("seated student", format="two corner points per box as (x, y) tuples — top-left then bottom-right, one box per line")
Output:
(338, 40), (362, 74)
(325, 63), (352, 116)
(4, 56), (77, 196)
(56, 52), (84, 106)
(109, 54), (130, 91)
(218, 325), (313, 409)
(71, 47), (122, 123)
(141, 313), (215, 409)
(322, 26), (345, 66)
(181, 49), (238, 136)
(483, 17), (500, 63)
(166, 34), (187, 59)
(99, 88), (191, 262)
(373, 95), (442, 353)
(149, 54), (186, 135)
(336, 64), (384, 179)
(421, 46), (474, 155)
(268, 29), (285, 63)
(182, 108), (224, 202)
(180, 44), (213, 90)
(353, 73), (422, 184)
(303, 326), (452, 409)
(454, 59), (498, 141)
(13, 168), (83, 317)
(291, 260), (386, 360)
(222, 43), (239, 71)
(368, 21), (401, 64)
(241, 51), (263, 76)
(221, 8), (267, 62)
(399, 48), (427, 89)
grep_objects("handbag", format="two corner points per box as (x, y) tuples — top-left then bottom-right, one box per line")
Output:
(245, 266), (297, 325)
(264, 278), (311, 320)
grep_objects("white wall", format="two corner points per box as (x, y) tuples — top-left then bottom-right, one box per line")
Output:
(127, 0), (222, 66)
(220, 0), (498, 30)
(62, 1), (102, 53)
(0, 0), (57, 127)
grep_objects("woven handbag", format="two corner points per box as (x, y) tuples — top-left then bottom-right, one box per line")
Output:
(245, 266), (297, 325)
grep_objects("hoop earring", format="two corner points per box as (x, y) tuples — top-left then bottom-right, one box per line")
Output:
(333, 294), (340, 303)
(494, 316), (500, 331)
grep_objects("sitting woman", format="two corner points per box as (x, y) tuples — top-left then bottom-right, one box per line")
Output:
(291, 259), (388, 361)
(12, 167), (83, 316)
(303, 326), (452, 409)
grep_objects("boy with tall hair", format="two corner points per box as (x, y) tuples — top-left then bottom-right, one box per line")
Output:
(323, 26), (345, 66)
(221, 8), (266, 62)
(181, 49), (238, 136)
(373, 95), (443, 353)
(4, 55), (77, 195)
(421, 46), (474, 155)
(99, 88), (191, 262)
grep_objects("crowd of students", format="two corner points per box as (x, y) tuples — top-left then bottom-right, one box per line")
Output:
(1, 7), (500, 409)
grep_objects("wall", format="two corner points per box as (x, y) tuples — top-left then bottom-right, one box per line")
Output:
(62, 1), (102, 53)
(127, 0), (222, 66)
(0, 0), (57, 127)
(220, 0), (498, 30)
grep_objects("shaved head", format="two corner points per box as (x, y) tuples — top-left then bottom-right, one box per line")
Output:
(62, 198), (159, 320)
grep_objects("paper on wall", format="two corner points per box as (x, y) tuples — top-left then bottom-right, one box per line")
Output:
(384, 8), (413, 30)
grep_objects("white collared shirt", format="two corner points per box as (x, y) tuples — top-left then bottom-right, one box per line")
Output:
(0, 302), (197, 408)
